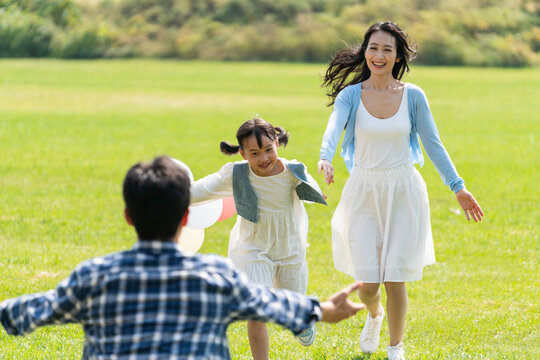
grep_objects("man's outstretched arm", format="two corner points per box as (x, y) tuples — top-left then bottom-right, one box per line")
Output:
(228, 264), (365, 334)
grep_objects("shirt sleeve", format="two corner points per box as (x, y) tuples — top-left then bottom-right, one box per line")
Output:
(190, 162), (234, 204)
(414, 88), (465, 193)
(0, 269), (84, 336)
(228, 266), (321, 335)
(319, 89), (351, 162)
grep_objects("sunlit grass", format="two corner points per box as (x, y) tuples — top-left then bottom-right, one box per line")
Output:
(0, 60), (538, 359)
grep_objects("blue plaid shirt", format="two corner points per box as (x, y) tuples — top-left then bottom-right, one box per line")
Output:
(0, 241), (321, 359)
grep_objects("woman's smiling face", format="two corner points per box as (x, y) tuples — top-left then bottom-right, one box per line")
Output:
(364, 30), (399, 77)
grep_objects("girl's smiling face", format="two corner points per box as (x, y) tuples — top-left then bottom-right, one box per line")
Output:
(240, 134), (283, 177)
(364, 30), (399, 76)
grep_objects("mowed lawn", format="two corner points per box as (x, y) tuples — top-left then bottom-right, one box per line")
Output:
(0, 59), (538, 359)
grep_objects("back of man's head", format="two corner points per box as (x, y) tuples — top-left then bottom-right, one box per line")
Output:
(123, 156), (191, 240)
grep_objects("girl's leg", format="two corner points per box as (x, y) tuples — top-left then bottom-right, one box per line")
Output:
(358, 283), (382, 316)
(384, 282), (408, 346)
(247, 320), (269, 360)
(241, 261), (274, 359)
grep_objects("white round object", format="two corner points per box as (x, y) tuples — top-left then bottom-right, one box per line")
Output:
(170, 158), (221, 229)
(170, 158), (194, 183)
(178, 226), (205, 254)
(186, 200), (223, 229)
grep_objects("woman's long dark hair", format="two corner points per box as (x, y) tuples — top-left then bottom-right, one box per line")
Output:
(322, 21), (416, 106)
(220, 118), (289, 155)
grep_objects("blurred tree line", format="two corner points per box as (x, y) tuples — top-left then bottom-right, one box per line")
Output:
(1, 0), (539, 66)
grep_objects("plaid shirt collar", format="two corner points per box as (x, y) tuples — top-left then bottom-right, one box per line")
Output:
(131, 239), (180, 254)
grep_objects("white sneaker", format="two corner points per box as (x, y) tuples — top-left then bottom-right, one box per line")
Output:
(297, 323), (316, 346)
(359, 303), (384, 354)
(387, 342), (405, 360)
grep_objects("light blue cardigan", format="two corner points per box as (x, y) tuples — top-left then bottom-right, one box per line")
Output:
(319, 82), (465, 193)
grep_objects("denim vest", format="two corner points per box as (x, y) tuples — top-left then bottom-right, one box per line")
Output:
(232, 161), (327, 223)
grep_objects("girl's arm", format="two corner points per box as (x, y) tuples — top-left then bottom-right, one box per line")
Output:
(190, 163), (234, 204)
(319, 89), (351, 185)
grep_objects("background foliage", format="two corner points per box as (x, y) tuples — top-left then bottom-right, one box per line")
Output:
(0, 0), (539, 66)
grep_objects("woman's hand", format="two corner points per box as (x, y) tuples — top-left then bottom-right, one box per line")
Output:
(455, 189), (484, 222)
(318, 159), (335, 185)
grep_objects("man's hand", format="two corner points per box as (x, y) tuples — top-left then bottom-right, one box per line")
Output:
(320, 282), (366, 323)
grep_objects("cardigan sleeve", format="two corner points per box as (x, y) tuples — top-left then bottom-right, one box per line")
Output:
(190, 162), (234, 204)
(319, 89), (351, 162)
(413, 87), (465, 193)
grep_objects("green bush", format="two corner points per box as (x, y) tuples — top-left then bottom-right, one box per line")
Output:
(0, 0), (538, 65)
(340, 0), (417, 27)
(214, 0), (258, 24)
(414, 23), (466, 65)
(32, 0), (80, 27)
(524, 26), (540, 52)
(115, 0), (215, 27)
(0, 9), (56, 57)
(0, 0), (79, 26)
(452, 6), (533, 36)
(55, 25), (112, 58)
(174, 17), (341, 62)
(486, 35), (536, 67)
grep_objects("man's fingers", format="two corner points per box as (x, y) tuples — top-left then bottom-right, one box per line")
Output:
(352, 302), (366, 312)
(342, 281), (364, 296)
(346, 302), (366, 317)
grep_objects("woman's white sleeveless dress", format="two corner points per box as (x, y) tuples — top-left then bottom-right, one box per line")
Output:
(332, 86), (436, 283)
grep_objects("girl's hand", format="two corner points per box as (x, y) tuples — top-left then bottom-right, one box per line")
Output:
(455, 189), (484, 222)
(318, 159), (335, 185)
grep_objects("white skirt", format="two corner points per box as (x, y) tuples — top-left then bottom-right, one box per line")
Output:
(332, 163), (435, 283)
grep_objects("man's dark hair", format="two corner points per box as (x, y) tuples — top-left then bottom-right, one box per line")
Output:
(123, 156), (191, 240)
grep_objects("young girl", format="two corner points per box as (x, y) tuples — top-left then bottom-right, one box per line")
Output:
(190, 117), (327, 360)
(318, 22), (483, 359)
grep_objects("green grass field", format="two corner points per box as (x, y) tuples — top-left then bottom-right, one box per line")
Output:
(0, 59), (538, 359)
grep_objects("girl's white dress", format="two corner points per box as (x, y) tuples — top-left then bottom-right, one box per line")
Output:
(190, 158), (310, 293)
(332, 87), (435, 283)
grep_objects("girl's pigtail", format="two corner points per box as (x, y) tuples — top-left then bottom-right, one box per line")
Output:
(274, 126), (289, 148)
(220, 141), (241, 155)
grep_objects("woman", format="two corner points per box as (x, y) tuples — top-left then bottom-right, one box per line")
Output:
(318, 21), (483, 360)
